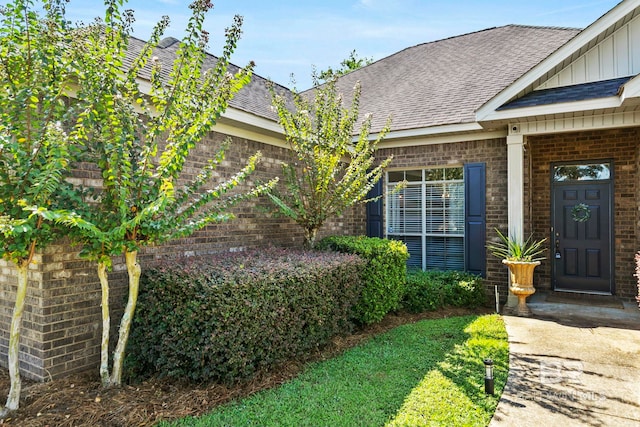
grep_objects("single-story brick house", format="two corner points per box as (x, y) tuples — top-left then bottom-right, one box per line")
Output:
(343, 0), (640, 304)
(1, 0), (639, 381)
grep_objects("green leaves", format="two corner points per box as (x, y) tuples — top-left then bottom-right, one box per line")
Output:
(487, 228), (547, 262)
(268, 74), (393, 248)
(68, 0), (260, 259)
(404, 270), (486, 313)
(317, 236), (409, 324)
(0, 0), (267, 267)
(0, 0), (271, 396)
(317, 49), (374, 81)
(0, 0), (81, 265)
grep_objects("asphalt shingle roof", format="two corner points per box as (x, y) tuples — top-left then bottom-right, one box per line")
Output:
(497, 76), (634, 110)
(126, 25), (581, 134)
(126, 36), (281, 122)
(332, 25), (581, 134)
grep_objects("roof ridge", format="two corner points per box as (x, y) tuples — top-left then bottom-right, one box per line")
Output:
(128, 32), (283, 88)
(408, 24), (581, 50)
(505, 23), (582, 32)
(343, 24), (582, 78)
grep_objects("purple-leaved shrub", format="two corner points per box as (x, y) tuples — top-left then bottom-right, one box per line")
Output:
(126, 247), (365, 383)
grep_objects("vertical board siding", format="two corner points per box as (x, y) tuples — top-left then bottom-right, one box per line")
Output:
(538, 16), (640, 90)
(517, 110), (640, 135)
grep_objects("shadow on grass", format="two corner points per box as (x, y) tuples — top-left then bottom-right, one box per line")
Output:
(166, 315), (499, 427)
(385, 314), (508, 426)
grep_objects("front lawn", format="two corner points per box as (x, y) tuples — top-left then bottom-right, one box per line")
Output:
(167, 314), (508, 427)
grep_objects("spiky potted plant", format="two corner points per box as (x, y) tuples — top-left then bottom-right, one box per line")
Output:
(488, 229), (546, 316)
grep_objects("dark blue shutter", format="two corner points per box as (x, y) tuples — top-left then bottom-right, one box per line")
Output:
(464, 163), (486, 277)
(366, 180), (384, 238)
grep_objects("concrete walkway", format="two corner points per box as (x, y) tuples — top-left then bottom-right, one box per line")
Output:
(490, 294), (640, 427)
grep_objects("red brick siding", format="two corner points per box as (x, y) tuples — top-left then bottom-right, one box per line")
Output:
(0, 131), (365, 381)
(378, 138), (509, 301)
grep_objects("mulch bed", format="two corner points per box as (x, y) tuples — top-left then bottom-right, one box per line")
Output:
(0, 307), (491, 426)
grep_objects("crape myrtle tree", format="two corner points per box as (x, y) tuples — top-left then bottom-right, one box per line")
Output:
(0, 0), (85, 414)
(268, 74), (393, 248)
(48, 0), (274, 387)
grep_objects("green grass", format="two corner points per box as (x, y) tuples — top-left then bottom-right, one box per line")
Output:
(164, 314), (508, 427)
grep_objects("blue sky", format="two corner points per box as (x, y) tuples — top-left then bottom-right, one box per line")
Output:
(5, 0), (623, 88)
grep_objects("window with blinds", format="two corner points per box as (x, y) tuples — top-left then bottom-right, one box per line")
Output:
(386, 168), (464, 271)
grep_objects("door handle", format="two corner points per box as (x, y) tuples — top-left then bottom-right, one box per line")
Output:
(555, 239), (561, 259)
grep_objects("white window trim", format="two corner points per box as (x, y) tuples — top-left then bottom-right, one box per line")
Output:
(386, 167), (465, 271)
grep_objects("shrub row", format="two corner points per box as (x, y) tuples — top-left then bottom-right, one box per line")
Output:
(126, 247), (365, 383)
(128, 237), (487, 383)
(402, 269), (486, 313)
(317, 235), (409, 324)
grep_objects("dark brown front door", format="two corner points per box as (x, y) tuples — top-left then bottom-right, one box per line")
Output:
(551, 162), (613, 294)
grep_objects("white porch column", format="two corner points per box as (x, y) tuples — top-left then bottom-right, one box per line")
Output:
(507, 134), (525, 238)
(506, 133), (525, 308)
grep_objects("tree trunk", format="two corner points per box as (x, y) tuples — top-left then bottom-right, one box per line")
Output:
(97, 261), (111, 387)
(109, 250), (141, 386)
(303, 227), (318, 249)
(1, 261), (29, 415)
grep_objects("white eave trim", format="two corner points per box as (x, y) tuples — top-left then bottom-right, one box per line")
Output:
(620, 74), (640, 103)
(137, 76), (287, 147)
(480, 96), (622, 123)
(368, 122), (485, 142)
(476, 0), (637, 122)
(137, 76), (282, 134)
(214, 108), (287, 148)
(220, 108), (283, 135)
(368, 122), (507, 148)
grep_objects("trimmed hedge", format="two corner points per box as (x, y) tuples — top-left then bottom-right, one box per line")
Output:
(403, 269), (486, 313)
(126, 248), (365, 383)
(317, 236), (409, 324)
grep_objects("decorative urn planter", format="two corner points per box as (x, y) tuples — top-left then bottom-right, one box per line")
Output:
(502, 260), (540, 316)
(488, 228), (546, 317)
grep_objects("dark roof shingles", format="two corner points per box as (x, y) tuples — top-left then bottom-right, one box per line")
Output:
(498, 76), (634, 110)
(126, 37), (281, 122)
(333, 25), (580, 133)
(128, 25), (580, 133)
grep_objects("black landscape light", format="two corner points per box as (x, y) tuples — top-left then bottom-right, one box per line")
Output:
(484, 358), (494, 395)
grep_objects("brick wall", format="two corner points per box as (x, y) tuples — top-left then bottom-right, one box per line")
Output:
(0, 131), (366, 381)
(528, 127), (639, 300)
(12, 125), (638, 381)
(377, 138), (510, 302)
